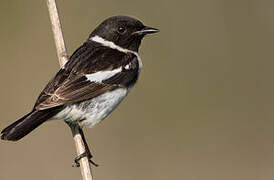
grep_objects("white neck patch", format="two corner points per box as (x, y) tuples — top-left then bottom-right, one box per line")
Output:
(90, 35), (143, 73)
(90, 35), (133, 54)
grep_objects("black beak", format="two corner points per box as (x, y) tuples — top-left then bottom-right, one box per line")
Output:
(132, 26), (159, 36)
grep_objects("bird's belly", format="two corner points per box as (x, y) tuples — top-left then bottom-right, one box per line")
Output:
(53, 88), (128, 127)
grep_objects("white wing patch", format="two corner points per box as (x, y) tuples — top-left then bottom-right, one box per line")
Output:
(125, 63), (131, 70)
(85, 67), (122, 82)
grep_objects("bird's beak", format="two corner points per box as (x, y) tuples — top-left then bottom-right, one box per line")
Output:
(132, 26), (159, 36)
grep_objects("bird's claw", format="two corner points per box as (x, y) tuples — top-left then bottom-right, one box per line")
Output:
(73, 151), (99, 167)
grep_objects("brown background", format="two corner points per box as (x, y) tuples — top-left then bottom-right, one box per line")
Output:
(1, 0), (274, 180)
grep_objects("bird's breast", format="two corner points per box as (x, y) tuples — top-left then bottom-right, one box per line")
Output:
(53, 88), (129, 127)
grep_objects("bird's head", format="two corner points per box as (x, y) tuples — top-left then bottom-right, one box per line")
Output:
(89, 16), (159, 52)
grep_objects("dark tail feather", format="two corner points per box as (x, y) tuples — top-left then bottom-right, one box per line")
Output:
(1, 109), (58, 141)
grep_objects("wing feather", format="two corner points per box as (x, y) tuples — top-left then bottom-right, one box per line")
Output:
(35, 75), (120, 110)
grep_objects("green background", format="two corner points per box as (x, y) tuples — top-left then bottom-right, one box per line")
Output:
(1, 0), (274, 180)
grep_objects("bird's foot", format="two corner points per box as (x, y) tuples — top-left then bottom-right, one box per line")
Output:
(73, 151), (99, 167)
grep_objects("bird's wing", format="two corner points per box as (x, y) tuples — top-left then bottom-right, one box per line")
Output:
(34, 42), (140, 110)
(35, 75), (120, 110)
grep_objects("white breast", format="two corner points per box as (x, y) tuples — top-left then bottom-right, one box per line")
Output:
(53, 88), (128, 127)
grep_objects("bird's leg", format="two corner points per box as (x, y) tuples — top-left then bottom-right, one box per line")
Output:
(66, 121), (98, 167)
(74, 127), (98, 167)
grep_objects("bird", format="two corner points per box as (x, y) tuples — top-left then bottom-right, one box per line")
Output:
(1, 15), (158, 166)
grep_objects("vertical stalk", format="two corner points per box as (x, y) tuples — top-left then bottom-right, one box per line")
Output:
(46, 0), (93, 179)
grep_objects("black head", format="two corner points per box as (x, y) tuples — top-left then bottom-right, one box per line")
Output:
(89, 16), (159, 52)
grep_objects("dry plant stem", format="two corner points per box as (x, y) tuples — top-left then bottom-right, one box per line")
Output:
(46, 0), (93, 180)
(70, 124), (93, 180)
(46, 0), (68, 66)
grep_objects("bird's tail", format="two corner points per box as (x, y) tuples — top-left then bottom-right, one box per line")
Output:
(1, 109), (59, 141)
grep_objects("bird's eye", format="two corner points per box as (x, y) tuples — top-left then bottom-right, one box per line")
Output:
(118, 26), (126, 34)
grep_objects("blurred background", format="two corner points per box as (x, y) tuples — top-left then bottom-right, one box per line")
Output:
(1, 0), (274, 179)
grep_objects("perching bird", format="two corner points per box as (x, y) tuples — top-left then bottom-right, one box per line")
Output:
(1, 15), (158, 165)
